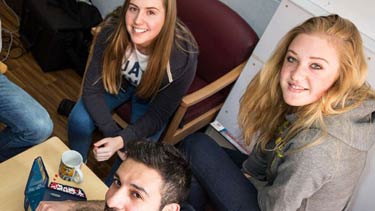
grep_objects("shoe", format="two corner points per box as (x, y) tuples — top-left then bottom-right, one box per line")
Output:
(57, 99), (76, 117)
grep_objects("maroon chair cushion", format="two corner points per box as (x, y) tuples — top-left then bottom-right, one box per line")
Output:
(182, 78), (227, 127)
(177, 0), (258, 126)
(177, 0), (258, 83)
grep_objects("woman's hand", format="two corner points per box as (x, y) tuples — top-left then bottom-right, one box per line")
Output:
(93, 136), (124, 161)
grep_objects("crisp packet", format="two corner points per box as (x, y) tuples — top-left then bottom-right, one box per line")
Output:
(49, 182), (86, 198)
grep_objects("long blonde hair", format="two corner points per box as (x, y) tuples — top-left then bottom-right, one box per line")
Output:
(101, 0), (197, 99)
(239, 14), (375, 151)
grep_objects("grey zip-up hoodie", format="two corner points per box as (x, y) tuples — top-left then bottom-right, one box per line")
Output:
(243, 99), (375, 211)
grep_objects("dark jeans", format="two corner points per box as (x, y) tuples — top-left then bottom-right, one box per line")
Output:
(179, 133), (260, 211)
(181, 202), (197, 211)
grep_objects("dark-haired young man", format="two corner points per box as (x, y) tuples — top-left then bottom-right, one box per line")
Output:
(36, 141), (192, 211)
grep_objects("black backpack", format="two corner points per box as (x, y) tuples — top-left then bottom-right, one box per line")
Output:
(47, 0), (103, 75)
(20, 0), (102, 74)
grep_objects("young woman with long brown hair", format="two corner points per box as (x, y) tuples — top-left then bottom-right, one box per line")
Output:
(68, 0), (197, 185)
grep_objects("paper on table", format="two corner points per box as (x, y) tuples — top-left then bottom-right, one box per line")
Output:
(210, 120), (254, 155)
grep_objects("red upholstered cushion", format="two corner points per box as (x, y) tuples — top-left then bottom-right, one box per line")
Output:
(176, 0), (258, 126)
(181, 77), (227, 127)
(177, 0), (258, 83)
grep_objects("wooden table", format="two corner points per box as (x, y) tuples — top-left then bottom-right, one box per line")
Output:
(0, 136), (108, 210)
(0, 61), (7, 74)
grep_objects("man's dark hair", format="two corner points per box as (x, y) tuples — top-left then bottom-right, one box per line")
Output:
(126, 140), (192, 208)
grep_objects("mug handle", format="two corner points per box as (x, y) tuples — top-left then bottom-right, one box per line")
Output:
(73, 168), (84, 184)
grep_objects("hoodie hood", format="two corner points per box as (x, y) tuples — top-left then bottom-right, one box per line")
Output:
(324, 99), (375, 151)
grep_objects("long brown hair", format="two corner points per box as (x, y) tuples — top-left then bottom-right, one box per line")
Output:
(238, 14), (375, 151)
(101, 0), (197, 99)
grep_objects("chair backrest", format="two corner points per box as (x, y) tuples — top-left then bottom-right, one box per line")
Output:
(177, 0), (258, 83)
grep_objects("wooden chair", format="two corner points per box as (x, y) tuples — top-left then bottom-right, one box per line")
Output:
(84, 0), (258, 145)
(114, 0), (259, 144)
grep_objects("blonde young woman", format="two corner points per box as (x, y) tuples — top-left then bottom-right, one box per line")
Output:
(180, 14), (375, 211)
(68, 0), (197, 185)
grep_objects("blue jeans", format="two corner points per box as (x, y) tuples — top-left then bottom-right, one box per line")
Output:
(68, 86), (164, 161)
(68, 86), (165, 185)
(0, 74), (53, 162)
(179, 133), (260, 211)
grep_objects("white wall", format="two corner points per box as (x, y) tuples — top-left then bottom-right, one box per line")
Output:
(91, 0), (280, 37)
(91, 0), (124, 18)
(220, 0), (280, 36)
(310, 0), (375, 39)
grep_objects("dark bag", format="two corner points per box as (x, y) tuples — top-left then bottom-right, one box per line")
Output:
(47, 0), (102, 31)
(47, 0), (103, 75)
(19, 0), (102, 74)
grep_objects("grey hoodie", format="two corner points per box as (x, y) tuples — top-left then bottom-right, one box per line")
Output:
(242, 99), (375, 211)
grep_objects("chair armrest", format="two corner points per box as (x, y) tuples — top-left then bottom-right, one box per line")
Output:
(181, 60), (247, 108)
(0, 61), (8, 74)
(162, 60), (247, 144)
